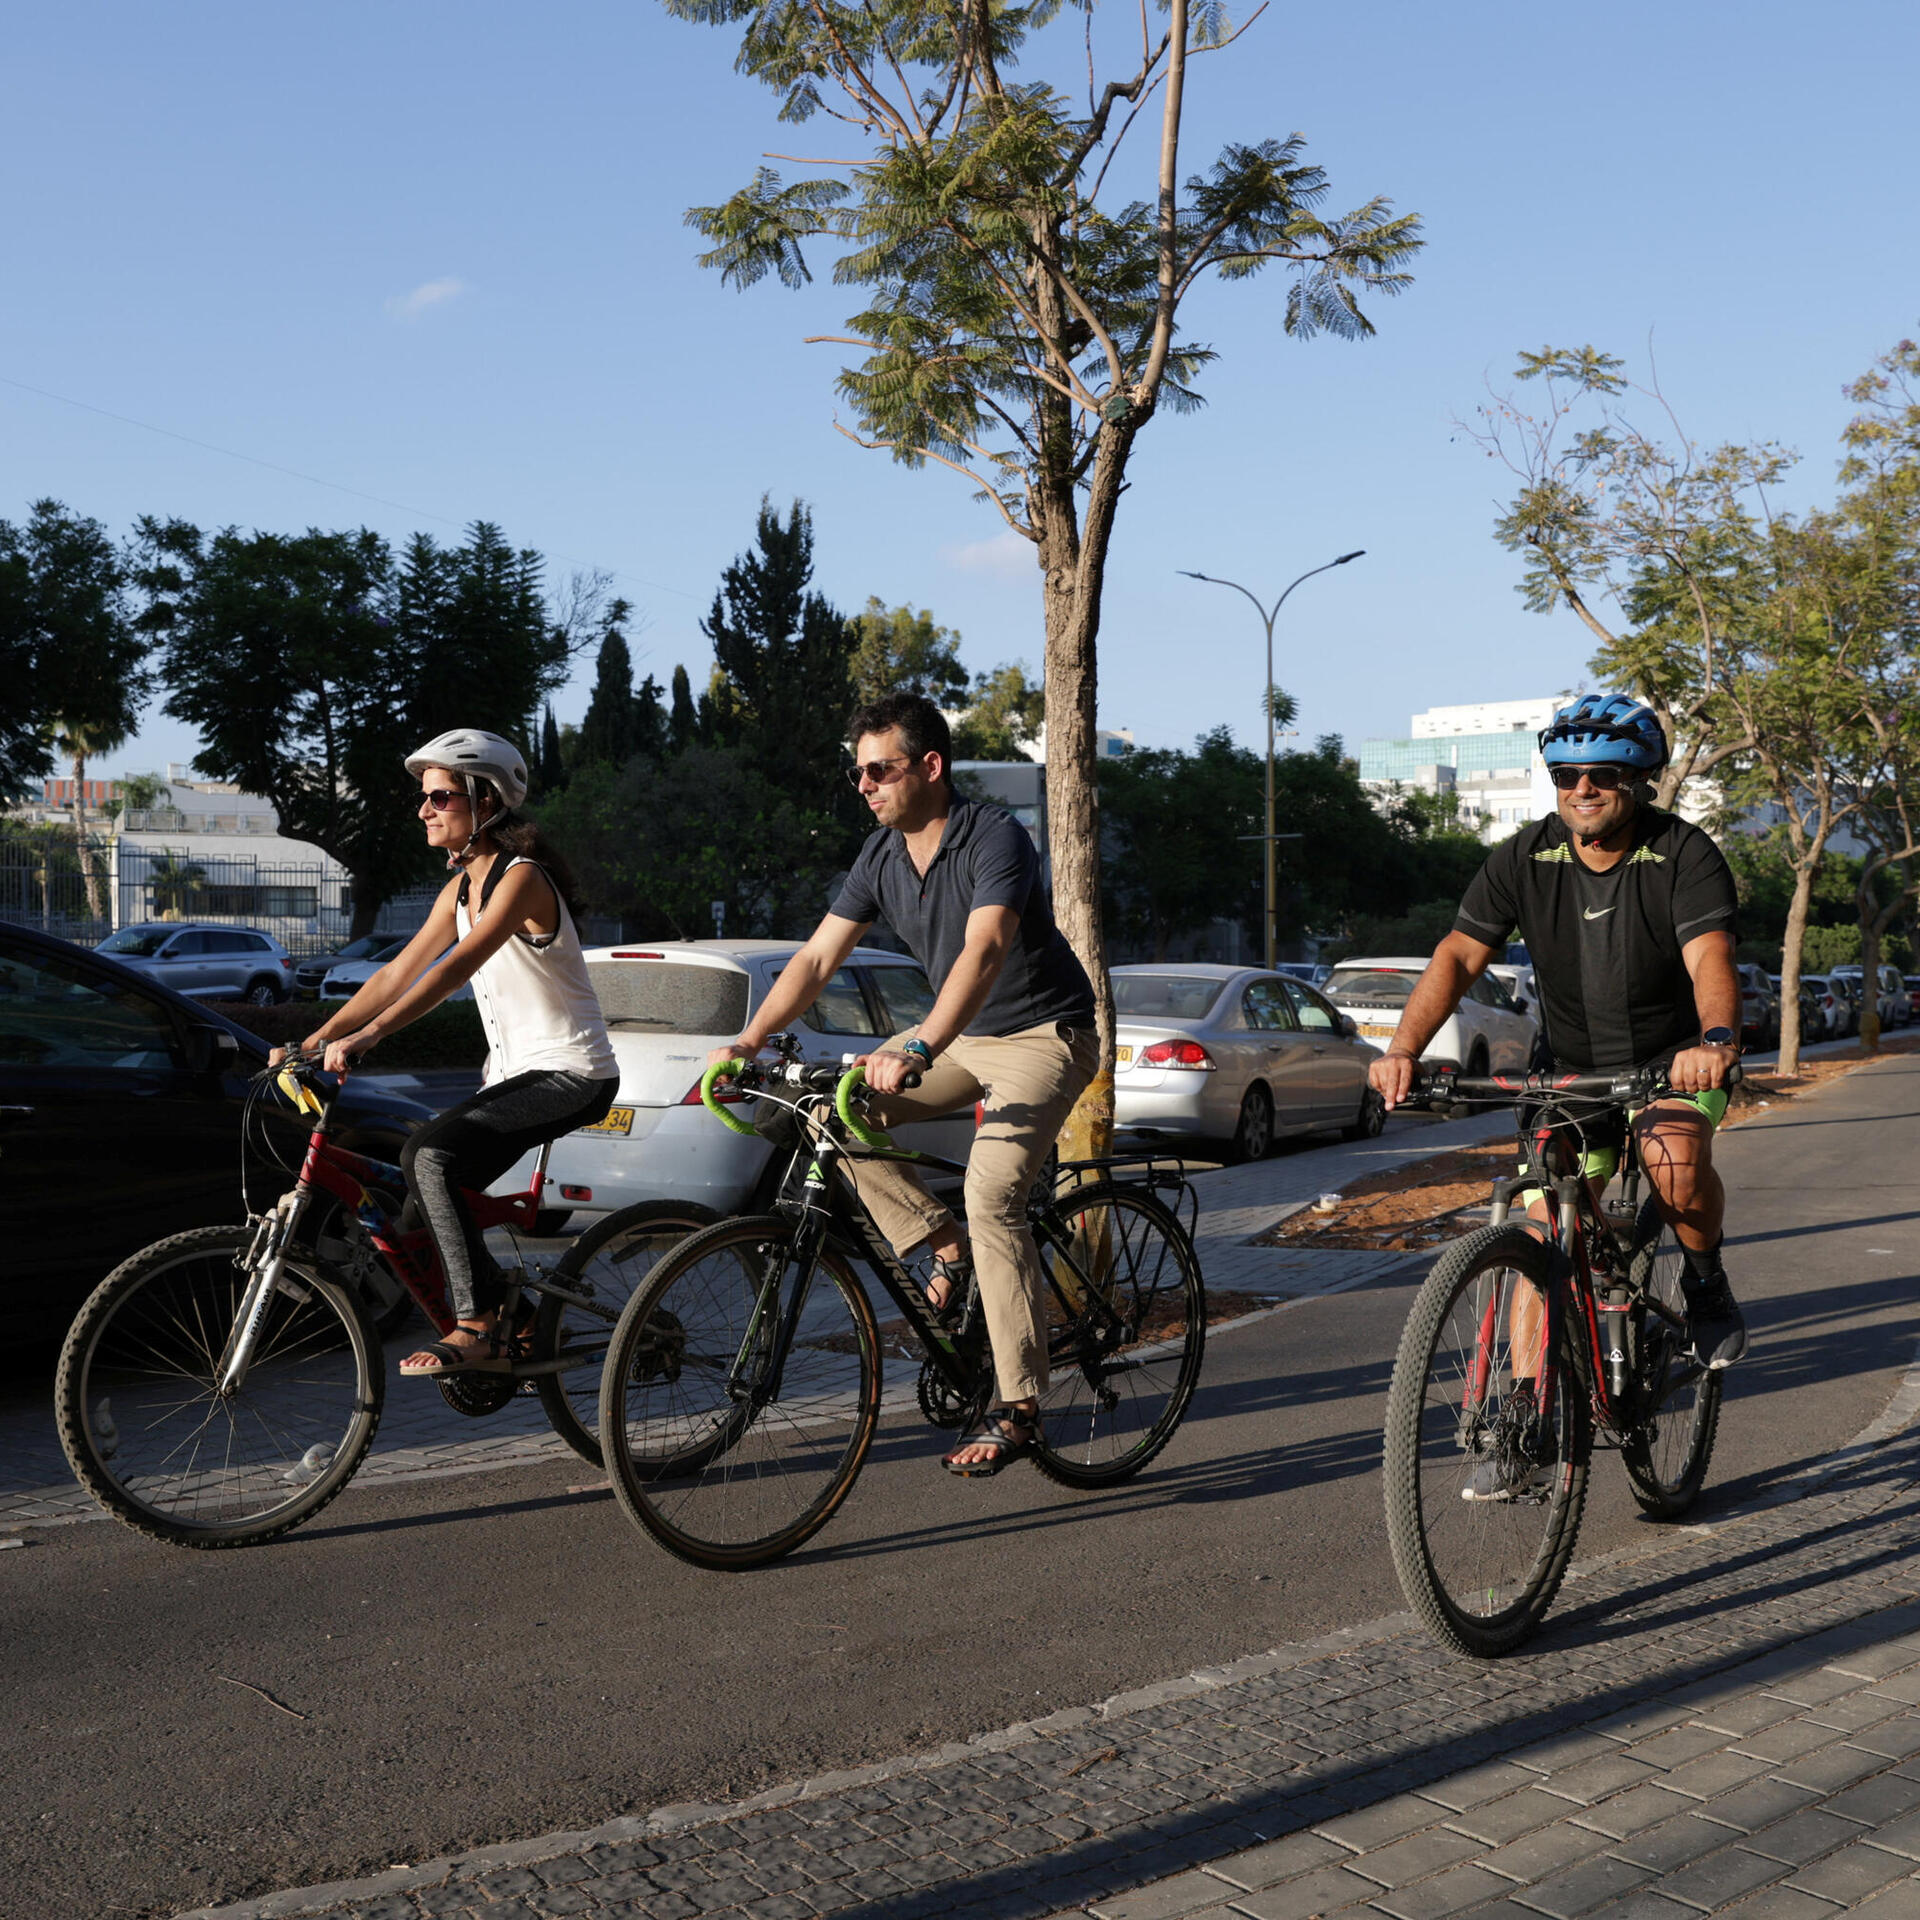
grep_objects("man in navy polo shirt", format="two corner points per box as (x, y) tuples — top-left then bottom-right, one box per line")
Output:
(712, 691), (1098, 1476)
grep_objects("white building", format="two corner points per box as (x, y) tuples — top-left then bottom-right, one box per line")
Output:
(1359, 696), (1570, 842)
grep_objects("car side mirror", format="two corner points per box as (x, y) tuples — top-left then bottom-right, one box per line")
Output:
(1339, 1014), (1358, 1038)
(186, 1024), (240, 1076)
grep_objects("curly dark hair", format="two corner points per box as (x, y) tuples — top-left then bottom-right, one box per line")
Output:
(847, 691), (953, 780)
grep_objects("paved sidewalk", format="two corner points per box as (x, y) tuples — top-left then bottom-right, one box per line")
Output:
(179, 1379), (1920, 1920)
(1, 1112), (1503, 1531)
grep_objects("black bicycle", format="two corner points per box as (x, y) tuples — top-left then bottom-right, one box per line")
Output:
(1382, 1063), (1736, 1656)
(595, 1042), (1207, 1569)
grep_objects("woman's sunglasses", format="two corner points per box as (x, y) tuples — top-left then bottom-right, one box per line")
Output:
(418, 788), (470, 811)
(1549, 765), (1633, 792)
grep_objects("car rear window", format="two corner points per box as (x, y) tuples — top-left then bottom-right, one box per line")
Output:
(99, 929), (173, 957)
(1112, 975), (1226, 1019)
(587, 961), (749, 1034)
(1327, 968), (1420, 1005)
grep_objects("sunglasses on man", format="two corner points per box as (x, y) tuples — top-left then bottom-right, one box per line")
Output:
(844, 754), (924, 789)
(1549, 765), (1634, 792)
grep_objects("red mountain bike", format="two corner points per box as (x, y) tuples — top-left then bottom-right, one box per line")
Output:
(55, 1057), (707, 1548)
(1382, 1063), (1739, 1656)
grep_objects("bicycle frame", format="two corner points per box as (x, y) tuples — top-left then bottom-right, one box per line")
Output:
(216, 1068), (558, 1395)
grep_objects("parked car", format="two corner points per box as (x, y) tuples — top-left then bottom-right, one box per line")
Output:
(1110, 965), (1383, 1162)
(320, 937), (473, 1003)
(1906, 976), (1920, 1024)
(1486, 963), (1540, 1019)
(95, 922), (294, 1004)
(1799, 974), (1847, 1041)
(1825, 971), (1865, 1037)
(1736, 963), (1779, 1051)
(1323, 957), (1538, 1078)
(492, 940), (975, 1228)
(1273, 962), (1334, 989)
(0, 922), (435, 1343)
(293, 932), (408, 999)
(1829, 964), (1910, 1030)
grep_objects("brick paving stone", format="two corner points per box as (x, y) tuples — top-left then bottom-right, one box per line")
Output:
(1227, 1864), (1381, 1920)
(1206, 1833), (1349, 1890)
(1785, 1840), (1916, 1904)
(1084, 1869), (1231, 1919)
(1532, 1756), (1663, 1808)
(1731, 1720), (1846, 1763)
(1608, 1812), (1738, 1874)
(1507, 1853), (1654, 1919)
(1509, 1733), (1623, 1778)
(1370, 1864), (1518, 1920)
(1772, 1739), (1893, 1794)
(1871, 1674), (1920, 1707)
(1740, 1807), (1873, 1866)
(1449, 1792), (1596, 1848)
(1611, 1726), (1728, 1772)
(1691, 1777), (1824, 1834)
(1416, 1765), (1544, 1814)
(1855, 1715), (1920, 1760)
(1713, 1892), (1846, 1920)
(1856, 1882), (1920, 1920)
(1574, 1897), (1697, 1920)
(1651, 1750), (1775, 1800)
(1566, 1785), (1697, 1840)
(1826, 1771), (1920, 1824)
(1689, 1695), (1803, 1738)
(1344, 1828), (1486, 1889)
(1766, 1669), (1863, 1708)
(1650, 1844), (1791, 1910)
(1478, 1822), (1613, 1884)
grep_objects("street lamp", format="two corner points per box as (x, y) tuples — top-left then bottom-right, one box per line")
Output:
(1178, 551), (1366, 969)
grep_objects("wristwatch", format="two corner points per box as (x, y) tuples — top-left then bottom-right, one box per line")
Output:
(900, 1038), (935, 1068)
(1701, 1026), (1739, 1052)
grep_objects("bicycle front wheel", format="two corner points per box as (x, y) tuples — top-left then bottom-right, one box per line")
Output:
(1032, 1182), (1205, 1489)
(1620, 1199), (1721, 1518)
(534, 1200), (716, 1467)
(1382, 1225), (1591, 1657)
(55, 1225), (383, 1549)
(599, 1216), (880, 1569)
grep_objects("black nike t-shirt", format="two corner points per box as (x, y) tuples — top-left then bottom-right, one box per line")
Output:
(1453, 808), (1738, 1070)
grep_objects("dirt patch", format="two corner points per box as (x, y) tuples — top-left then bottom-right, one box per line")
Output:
(1260, 1040), (1915, 1254)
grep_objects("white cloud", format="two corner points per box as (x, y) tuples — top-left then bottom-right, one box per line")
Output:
(941, 530), (1034, 581)
(385, 277), (470, 322)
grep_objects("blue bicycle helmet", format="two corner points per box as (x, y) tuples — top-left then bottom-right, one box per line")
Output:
(1538, 693), (1667, 772)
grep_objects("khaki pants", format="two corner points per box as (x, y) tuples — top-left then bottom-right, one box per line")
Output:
(845, 1020), (1099, 1405)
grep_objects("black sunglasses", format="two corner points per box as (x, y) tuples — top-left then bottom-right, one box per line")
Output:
(1550, 765), (1633, 792)
(844, 754), (919, 789)
(419, 788), (470, 811)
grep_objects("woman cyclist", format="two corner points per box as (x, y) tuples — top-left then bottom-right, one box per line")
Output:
(280, 729), (618, 1376)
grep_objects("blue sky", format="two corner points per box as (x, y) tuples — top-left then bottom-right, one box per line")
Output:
(4, 0), (1915, 785)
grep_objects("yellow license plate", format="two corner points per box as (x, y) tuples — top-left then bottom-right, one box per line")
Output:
(578, 1106), (634, 1136)
(1359, 1024), (1398, 1039)
(1115, 1045), (1134, 1065)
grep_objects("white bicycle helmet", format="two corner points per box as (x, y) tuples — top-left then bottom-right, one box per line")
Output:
(404, 729), (529, 808)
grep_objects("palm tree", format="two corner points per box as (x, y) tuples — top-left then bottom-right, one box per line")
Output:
(53, 714), (131, 924)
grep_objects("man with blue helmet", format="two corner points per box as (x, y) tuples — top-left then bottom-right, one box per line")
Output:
(1371, 692), (1746, 1492)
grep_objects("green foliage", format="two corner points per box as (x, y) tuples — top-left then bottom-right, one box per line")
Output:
(1324, 899), (1464, 965)
(577, 611), (642, 768)
(1799, 923), (1862, 973)
(849, 598), (970, 707)
(951, 662), (1045, 760)
(538, 705), (565, 795)
(217, 995), (487, 1071)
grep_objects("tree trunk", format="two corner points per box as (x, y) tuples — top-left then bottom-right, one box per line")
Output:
(347, 876), (381, 940)
(69, 748), (108, 925)
(1777, 860), (1821, 1078)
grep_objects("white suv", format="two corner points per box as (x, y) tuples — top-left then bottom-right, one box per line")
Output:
(1324, 956), (1538, 1074)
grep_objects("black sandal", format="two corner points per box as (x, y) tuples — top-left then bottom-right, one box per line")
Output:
(399, 1322), (510, 1377)
(924, 1254), (971, 1330)
(943, 1406), (1040, 1478)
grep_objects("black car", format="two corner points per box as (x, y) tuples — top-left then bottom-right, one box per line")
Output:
(0, 921), (435, 1345)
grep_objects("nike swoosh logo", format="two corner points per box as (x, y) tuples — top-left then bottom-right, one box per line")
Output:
(1583, 906), (1616, 920)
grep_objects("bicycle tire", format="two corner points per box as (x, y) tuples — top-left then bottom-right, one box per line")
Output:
(1382, 1224), (1592, 1657)
(598, 1215), (880, 1570)
(55, 1224), (383, 1550)
(1031, 1182), (1205, 1489)
(1620, 1197), (1721, 1518)
(534, 1200), (716, 1467)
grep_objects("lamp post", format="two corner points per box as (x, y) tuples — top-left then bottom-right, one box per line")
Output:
(1178, 551), (1366, 969)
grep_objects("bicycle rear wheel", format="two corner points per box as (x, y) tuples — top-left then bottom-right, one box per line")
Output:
(534, 1200), (715, 1467)
(599, 1216), (880, 1569)
(1382, 1224), (1591, 1657)
(55, 1225), (383, 1549)
(1620, 1198), (1721, 1518)
(1032, 1182), (1205, 1489)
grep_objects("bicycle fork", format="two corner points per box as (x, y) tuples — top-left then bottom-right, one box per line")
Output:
(216, 1187), (317, 1395)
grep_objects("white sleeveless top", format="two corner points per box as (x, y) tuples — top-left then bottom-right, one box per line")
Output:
(456, 857), (618, 1087)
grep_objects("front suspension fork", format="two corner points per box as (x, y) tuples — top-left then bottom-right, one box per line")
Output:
(216, 1187), (316, 1395)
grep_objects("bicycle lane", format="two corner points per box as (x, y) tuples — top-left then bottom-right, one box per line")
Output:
(3, 1058), (1916, 1920)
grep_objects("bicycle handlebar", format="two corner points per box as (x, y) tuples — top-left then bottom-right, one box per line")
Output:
(1409, 1062), (1744, 1109)
(699, 1059), (763, 1137)
(699, 1055), (922, 1147)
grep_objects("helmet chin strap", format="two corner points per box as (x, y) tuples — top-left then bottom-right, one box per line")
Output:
(447, 775), (493, 870)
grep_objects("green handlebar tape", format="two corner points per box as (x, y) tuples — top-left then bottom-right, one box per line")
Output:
(699, 1059), (760, 1137)
(834, 1065), (895, 1150)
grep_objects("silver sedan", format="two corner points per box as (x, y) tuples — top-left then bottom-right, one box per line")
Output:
(1112, 964), (1384, 1162)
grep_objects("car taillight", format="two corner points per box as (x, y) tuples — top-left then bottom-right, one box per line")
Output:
(683, 1079), (745, 1104)
(280, 957), (292, 968)
(1140, 1039), (1215, 1070)
(559, 1184), (592, 1202)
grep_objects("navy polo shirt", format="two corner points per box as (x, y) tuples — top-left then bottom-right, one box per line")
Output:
(830, 794), (1096, 1038)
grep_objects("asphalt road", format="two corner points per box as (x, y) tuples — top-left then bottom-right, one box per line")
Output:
(5, 1056), (1919, 1920)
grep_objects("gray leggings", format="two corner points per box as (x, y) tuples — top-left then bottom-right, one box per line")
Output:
(398, 1070), (617, 1319)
